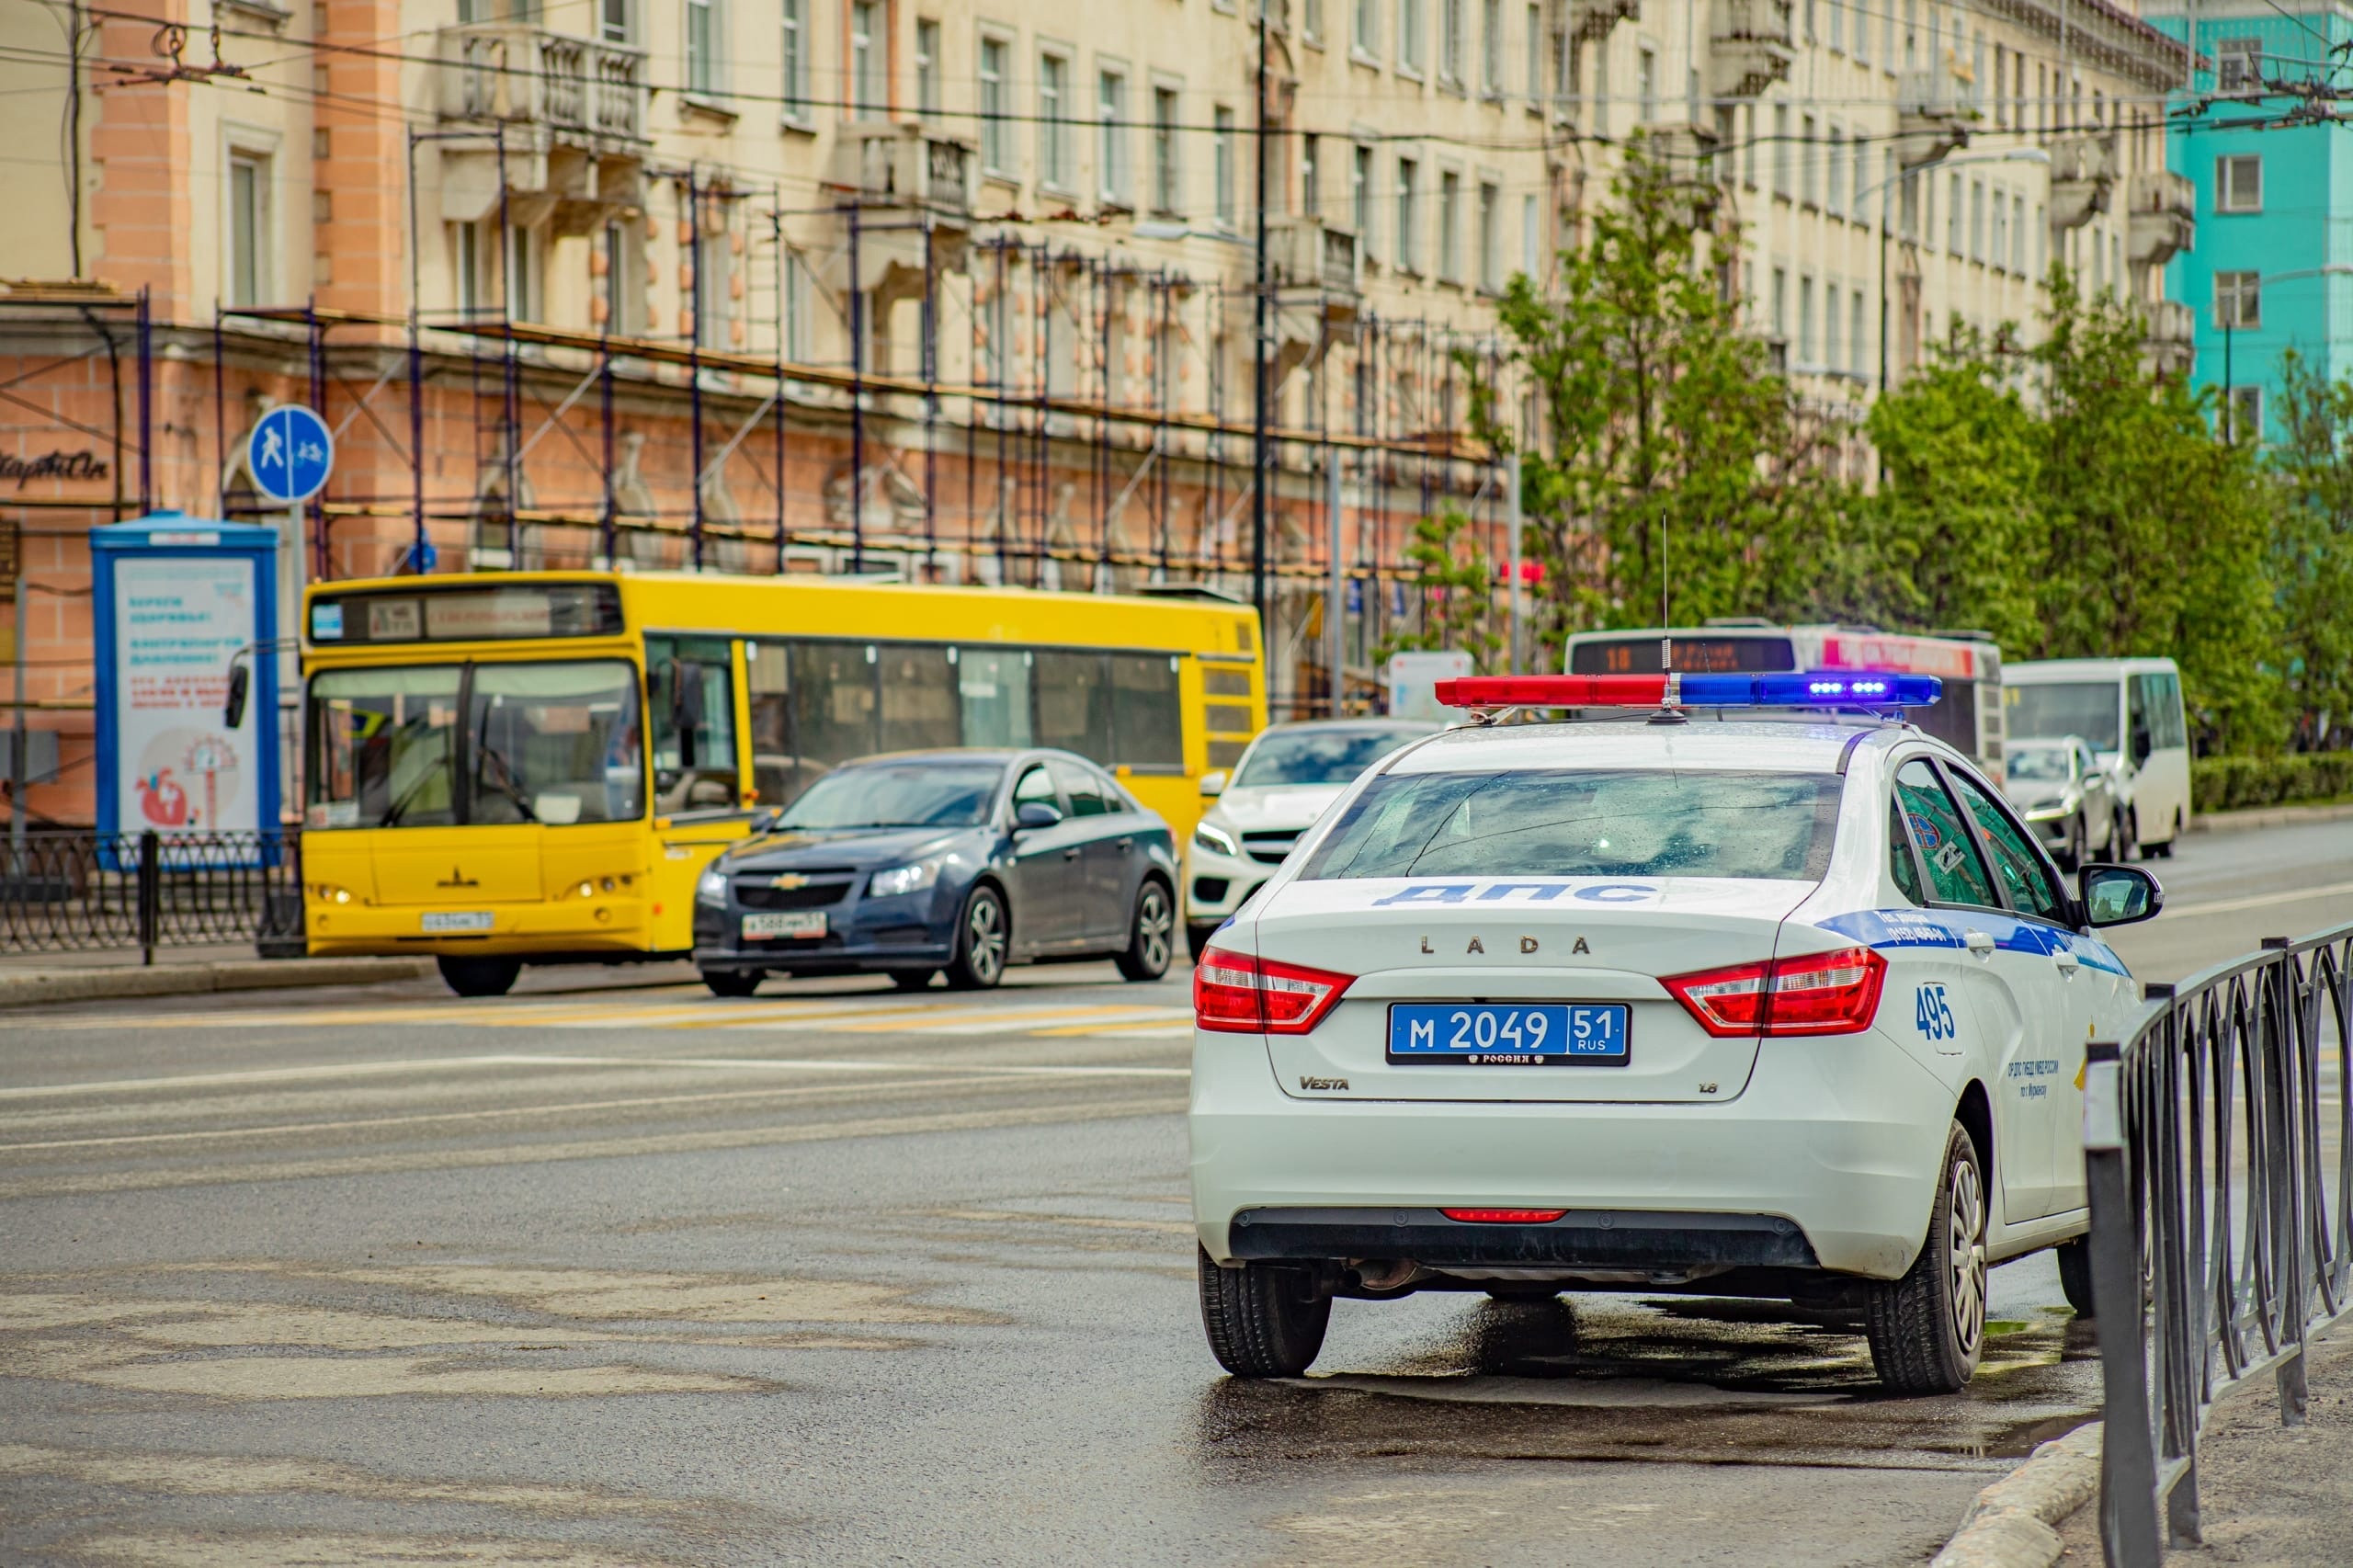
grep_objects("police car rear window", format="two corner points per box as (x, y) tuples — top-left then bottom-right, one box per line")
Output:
(1300, 769), (1843, 882)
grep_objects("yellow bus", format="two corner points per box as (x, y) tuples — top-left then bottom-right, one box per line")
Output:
(298, 571), (1264, 994)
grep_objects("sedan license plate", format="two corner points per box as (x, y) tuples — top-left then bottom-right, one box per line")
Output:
(742, 911), (826, 941)
(1387, 1003), (1630, 1066)
(421, 911), (494, 933)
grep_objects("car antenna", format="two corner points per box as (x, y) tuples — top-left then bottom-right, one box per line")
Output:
(1649, 519), (1687, 725)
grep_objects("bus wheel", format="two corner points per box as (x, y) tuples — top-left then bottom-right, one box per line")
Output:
(702, 969), (763, 998)
(438, 956), (520, 998)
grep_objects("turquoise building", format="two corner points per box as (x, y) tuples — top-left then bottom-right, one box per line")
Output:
(2145, 3), (2353, 439)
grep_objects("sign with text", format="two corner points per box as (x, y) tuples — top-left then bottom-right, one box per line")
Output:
(92, 516), (281, 846)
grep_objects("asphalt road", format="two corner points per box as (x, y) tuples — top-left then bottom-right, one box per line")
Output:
(2, 818), (2347, 1568)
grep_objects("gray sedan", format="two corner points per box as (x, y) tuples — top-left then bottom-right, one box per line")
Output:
(2005, 735), (2120, 869)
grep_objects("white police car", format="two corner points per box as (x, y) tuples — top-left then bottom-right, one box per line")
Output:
(1189, 671), (2163, 1393)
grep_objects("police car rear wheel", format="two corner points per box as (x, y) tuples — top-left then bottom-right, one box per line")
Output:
(1197, 1246), (1331, 1378)
(1865, 1121), (1986, 1394)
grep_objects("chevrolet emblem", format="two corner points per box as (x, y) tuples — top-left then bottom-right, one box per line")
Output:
(769, 872), (812, 891)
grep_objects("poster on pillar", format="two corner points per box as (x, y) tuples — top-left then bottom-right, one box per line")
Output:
(91, 517), (282, 856)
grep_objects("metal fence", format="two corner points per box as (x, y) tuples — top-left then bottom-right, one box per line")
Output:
(2087, 917), (2353, 1562)
(0, 830), (306, 961)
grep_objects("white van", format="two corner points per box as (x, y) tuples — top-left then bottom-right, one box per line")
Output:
(2004, 658), (2191, 858)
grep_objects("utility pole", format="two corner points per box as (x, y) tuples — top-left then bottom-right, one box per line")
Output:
(1250, 0), (1272, 645)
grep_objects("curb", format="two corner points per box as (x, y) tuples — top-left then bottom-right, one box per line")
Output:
(0, 957), (433, 1010)
(2189, 801), (2353, 835)
(1929, 1421), (2101, 1568)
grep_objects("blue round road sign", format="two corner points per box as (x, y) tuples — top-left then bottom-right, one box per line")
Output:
(248, 403), (335, 504)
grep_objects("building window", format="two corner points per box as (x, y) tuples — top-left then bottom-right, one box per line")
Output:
(503, 224), (537, 323)
(1825, 126), (1845, 217)
(979, 36), (1010, 174)
(1441, 0), (1462, 83)
(1800, 114), (1816, 204)
(780, 0), (808, 121)
(1827, 0), (1841, 51)
(1990, 188), (2007, 272)
(2215, 269), (2261, 329)
(2228, 384), (2262, 440)
(915, 18), (939, 119)
(2011, 193), (2026, 272)
(1438, 169), (1461, 279)
(1798, 273), (1814, 365)
(1477, 179), (1498, 290)
(226, 150), (270, 307)
(1523, 3), (1540, 99)
(1396, 155), (1419, 272)
(1849, 290), (1866, 375)
(692, 218), (729, 347)
(1152, 86), (1180, 215)
(685, 0), (719, 95)
(1098, 69), (1130, 206)
(453, 221), (484, 315)
(601, 0), (631, 43)
(1354, 143), (1375, 258)
(1305, 0), (1324, 40)
(850, 0), (882, 117)
(1947, 171), (1963, 254)
(1770, 265), (1787, 340)
(2216, 154), (2262, 213)
(1355, 0), (1378, 53)
(1638, 45), (1657, 124)
(1214, 108), (1236, 226)
(602, 222), (642, 335)
(1302, 132), (1319, 215)
(1969, 179), (1984, 262)
(1772, 104), (1790, 199)
(1399, 0), (1424, 74)
(1040, 52), (1071, 189)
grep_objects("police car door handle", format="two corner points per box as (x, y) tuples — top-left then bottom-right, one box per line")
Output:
(1063, 846), (1082, 860)
(2052, 948), (2081, 974)
(1963, 929), (1996, 957)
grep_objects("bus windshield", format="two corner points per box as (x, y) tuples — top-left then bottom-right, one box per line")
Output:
(2007, 683), (2120, 751)
(308, 661), (644, 828)
(1235, 725), (1432, 787)
(777, 762), (1006, 829)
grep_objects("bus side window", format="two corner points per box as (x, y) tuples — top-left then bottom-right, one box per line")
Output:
(648, 634), (739, 816)
(747, 642), (824, 811)
(1109, 654), (1184, 770)
(790, 640), (879, 778)
(2128, 676), (2154, 765)
(1035, 651), (1112, 763)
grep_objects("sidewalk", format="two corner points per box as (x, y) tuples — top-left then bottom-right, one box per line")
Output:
(2053, 1327), (2353, 1565)
(0, 944), (431, 1008)
(2189, 800), (2353, 835)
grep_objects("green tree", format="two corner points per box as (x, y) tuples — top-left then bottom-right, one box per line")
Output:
(1372, 508), (1504, 672)
(2263, 351), (2353, 747)
(1469, 140), (1839, 665)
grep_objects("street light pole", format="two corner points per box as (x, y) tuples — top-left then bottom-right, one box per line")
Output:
(1249, 1), (1271, 643)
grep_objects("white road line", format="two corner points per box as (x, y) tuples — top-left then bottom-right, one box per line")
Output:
(2154, 879), (2353, 921)
(0, 1052), (1189, 1102)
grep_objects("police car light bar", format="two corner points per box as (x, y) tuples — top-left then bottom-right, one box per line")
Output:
(1433, 671), (1943, 710)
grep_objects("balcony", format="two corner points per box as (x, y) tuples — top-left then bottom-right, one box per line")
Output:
(438, 23), (647, 143)
(1571, 0), (1640, 41)
(2128, 170), (2195, 268)
(831, 122), (972, 217)
(1268, 216), (1359, 295)
(2141, 298), (2195, 378)
(1895, 64), (1972, 169)
(1643, 122), (1724, 222)
(1710, 0), (1795, 101)
(2048, 131), (2117, 233)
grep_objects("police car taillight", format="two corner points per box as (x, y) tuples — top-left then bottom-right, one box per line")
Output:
(1193, 948), (1354, 1034)
(1662, 946), (1888, 1038)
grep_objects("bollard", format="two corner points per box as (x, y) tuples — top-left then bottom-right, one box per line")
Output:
(136, 829), (161, 967)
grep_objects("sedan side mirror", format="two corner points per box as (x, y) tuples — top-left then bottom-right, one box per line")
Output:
(1199, 770), (1228, 799)
(1014, 800), (1063, 831)
(2080, 864), (2163, 928)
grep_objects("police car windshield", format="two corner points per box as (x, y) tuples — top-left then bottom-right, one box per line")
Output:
(1301, 768), (1843, 881)
(1235, 725), (1433, 787)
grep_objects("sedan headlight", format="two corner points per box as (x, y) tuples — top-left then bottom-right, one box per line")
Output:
(869, 857), (946, 899)
(695, 869), (728, 905)
(1192, 820), (1241, 858)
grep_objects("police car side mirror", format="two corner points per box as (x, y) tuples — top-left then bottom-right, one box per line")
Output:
(222, 662), (250, 729)
(2080, 864), (2163, 928)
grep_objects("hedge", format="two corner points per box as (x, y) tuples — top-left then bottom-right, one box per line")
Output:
(2192, 753), (2353, 812)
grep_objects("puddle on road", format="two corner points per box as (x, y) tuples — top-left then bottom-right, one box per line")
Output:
(1, 1260), (991, 1404)
(1191, 1294), (2100, 1476)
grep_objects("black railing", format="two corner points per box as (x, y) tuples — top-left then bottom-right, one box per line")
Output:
(2088, 917), (2353, 1562)
(0, 829), (306, 962)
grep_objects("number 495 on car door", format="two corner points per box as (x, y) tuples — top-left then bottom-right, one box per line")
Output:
(1915, 983), (1957, 1042)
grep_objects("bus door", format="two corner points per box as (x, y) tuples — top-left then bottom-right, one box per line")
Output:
(645, 634), (756, 951)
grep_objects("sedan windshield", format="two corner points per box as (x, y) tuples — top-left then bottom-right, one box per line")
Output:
(2006, 682), (2120, 750)
(1302, 769), (1843, 881)
(778, 763), (1005, 829)
(1235, 725), (1433, 788)
(2005, 747), (2073, 784)
(307, 662), (644, 828)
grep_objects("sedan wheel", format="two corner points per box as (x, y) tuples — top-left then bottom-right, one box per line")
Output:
(944, 885), (1008, 990)
(2060, 815), (2086, 873)
(1116, 881), (1176, 982)
(1864, 1121), (1986, 1394)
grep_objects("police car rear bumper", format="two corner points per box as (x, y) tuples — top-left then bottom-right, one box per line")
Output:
(1191, 1028), (1954, 1281)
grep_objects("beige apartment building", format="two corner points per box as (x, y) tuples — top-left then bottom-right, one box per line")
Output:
(3, 0), (2188, 821)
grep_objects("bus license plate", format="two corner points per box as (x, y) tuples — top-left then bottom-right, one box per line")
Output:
(1387, 1003), (1631, 1066)
(743, 911), (826, 941)
(421, 911), (494, 933)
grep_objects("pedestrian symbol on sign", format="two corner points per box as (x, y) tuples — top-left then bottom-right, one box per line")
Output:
(246, 404), (335, 505)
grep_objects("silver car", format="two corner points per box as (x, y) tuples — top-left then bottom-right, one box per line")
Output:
(2004, 736), (2119, 870)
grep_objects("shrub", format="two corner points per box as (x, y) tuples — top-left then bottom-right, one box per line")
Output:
(2191, 752), (2353, 812)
